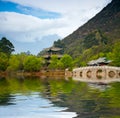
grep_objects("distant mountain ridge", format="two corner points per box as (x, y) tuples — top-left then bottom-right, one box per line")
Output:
(60, 0), (120, 57)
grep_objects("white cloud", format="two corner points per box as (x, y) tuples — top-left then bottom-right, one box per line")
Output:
(3, 0), (112, 13)
(0, 0), (112, 53)
(0, 12), (68, 42)
(0, 11), (89, 42)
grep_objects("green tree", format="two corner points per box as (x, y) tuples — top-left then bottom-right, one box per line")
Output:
(57, 61), (64, 70)
(83, 32), (99, 49)
(0, 52), (9, 71)
(24, 55), (43, 72)
(54, 39), (65, 49)
(7, 55), (20, 71)
(73, 55), (87, 67)
(0, 37), (14, 56)
(110, 42), (120, 66)
(60, 54), (73, 69)
(7, 53), (28, 71)
(83, 30), (108, 49)
(17, 53), (28, 70)
(48, 55), (59, 70)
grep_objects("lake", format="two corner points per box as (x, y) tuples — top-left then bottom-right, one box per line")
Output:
(0, 76), (120, 118)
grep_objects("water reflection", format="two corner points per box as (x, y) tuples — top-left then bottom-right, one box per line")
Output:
(0, 76), (120, 118)
(88, 83), (111, 91)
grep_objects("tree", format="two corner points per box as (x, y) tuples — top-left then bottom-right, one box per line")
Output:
(24, 55), (43, 72)
(83, 32), (99, 49)
(53, 39), (65, 54)
(60, 54), (73, 69)
(0, 37), (14, 56)
(54, 39), (65, 49)
(7, 55), (20, 71)
(0, 52), (9, 71)
(110, 42), (120, 66)
(7, 53), (28, 71)
(17, 53), (28, 70)
(83, 30), (108, 49)
(48, 55), (59, 70)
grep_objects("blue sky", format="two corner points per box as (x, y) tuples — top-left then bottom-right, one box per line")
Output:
(0, 0), (112, 55)
(0, 1), (61, 19)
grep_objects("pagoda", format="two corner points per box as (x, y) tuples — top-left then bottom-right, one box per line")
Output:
(87, 57), (112, 66)
(43, 46), (63, 66)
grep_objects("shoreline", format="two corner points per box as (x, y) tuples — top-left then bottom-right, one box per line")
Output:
(0, 70), (65, 78)
(1, 69), (120, 84)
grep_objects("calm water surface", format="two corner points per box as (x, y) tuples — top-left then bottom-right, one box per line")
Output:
(0, 76), (120, 118)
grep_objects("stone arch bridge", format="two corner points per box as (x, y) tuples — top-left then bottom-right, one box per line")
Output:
(71, 66), (120, 83)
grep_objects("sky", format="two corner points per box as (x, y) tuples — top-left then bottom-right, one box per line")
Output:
(0, 0), (112, 55)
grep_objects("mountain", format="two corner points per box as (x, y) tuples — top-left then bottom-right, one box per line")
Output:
(58, 0), (120, 58)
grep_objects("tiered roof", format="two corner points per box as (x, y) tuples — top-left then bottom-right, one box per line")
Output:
(45, 47), (62, 52)
(88, 57), (112, 66)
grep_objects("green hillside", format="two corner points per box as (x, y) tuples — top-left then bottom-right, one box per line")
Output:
(54, 0), (120, 62)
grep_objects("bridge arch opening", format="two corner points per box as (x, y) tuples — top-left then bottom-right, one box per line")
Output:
(108, 71), (115, 78)
(118, 72), (120, 77)
(96, 69), (103, 79)
(86, 70), (92, 78)
(79, 71), (83, 77)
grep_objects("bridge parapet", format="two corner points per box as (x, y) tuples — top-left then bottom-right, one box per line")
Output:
(72, 66), (120, 83)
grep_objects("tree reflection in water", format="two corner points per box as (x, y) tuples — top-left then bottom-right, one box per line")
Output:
(0, 76), (120, 118)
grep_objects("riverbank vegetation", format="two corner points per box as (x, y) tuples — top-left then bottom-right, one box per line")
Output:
(0, 37), (120, 74)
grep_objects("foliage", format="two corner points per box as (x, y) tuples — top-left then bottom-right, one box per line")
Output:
(17, 53), (28, 70)
(7, 53), (28, 71)
(83, 30), (108, 49)
(108, 42), (120, 66)
(37, 39), (64, 57)
(0, 37), (14, 56)
(0, 52), (9, 71)
(56, 61), (64, 70)
(48, 54), (73, 70)
(48, 55), (59, 70)
(0, 35), (120, 72)
(73, 55), (87, 67)
(60, 54), (73, 69)
(54, 39), (65, 49)
(24, 55), (43, 72)
(37, 49), (47, 57)
(7, 55), (20, 71)
(83, 31), (99, 49)
(61, 0), (120, 59)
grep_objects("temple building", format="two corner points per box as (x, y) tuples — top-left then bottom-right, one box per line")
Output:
(87, 57), (112, 66)
(42, 46), (63, 66)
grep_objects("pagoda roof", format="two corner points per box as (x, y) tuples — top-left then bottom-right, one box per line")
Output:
(88, 57), (112, 66)
(43, 54), (63, 58)
(45, 47), (62, 51)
